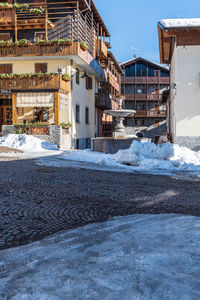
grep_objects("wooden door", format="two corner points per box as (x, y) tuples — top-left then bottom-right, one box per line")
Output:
(0, 99), (12, 133)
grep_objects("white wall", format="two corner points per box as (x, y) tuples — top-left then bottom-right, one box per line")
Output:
(173, 45), (200, 137)
(71, 66), (95, 144)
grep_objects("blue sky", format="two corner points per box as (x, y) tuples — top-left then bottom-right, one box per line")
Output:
(94, 0), (200, 64)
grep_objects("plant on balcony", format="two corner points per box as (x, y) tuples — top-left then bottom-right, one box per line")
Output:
(36, 38), (73, 46)
(15, 39), (30, 46)
(0, 40), (14, 47)
(30, 6), (44, 15)
(0, 2), (29, 11)
(80, 41), (89, 51)
(60, 122), (72, 129)
(62, 74), (71, 82)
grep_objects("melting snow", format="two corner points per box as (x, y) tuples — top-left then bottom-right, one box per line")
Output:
(0, 134), (58, 152)
(159, 18), (200, 29)
(0, 214), (200, 299)
(38, 141), (200, 177)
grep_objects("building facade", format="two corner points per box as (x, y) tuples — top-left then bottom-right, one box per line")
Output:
(158, 18), (200, 150)
(120, 57), (169, 142)
(0, 0), (121, 149)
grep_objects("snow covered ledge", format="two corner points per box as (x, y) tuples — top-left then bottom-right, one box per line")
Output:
(2, 125), (71, 150)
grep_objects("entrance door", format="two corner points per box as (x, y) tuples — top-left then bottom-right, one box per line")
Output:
(0, 99), (12, 134)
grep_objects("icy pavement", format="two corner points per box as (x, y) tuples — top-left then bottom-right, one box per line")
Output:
(0, 214), (200, 300)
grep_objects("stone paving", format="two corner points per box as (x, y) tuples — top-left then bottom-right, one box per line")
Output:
(0, 158), (200, 250)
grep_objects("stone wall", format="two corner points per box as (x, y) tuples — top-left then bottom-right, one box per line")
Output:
(2, 125), (71, 149)
(91, 137), (150, 154)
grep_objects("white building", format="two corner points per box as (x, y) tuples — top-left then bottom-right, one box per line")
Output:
(158, 18), (200, 150)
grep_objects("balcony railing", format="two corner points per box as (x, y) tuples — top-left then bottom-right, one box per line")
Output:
(95, 93), (111, 109)
(108, 74), (120, 92)
(135, 110), (166, 118)
(125, 94), (162, 101)
(122, 76), (169, 85)
(0, 74), (70, 92)
(97, 40), (107, 59)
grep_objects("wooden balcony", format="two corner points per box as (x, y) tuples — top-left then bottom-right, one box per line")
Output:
(0, 74), (70, 92)
(108, 74), (120, 92)
(97, 39), (107, 59)
(125, 94), (162, 101)
(95, 93), (111, 109)
(135, 110), (166, 118)
(122, 76), (169, 85)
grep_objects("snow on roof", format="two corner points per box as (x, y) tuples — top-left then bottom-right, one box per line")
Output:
(120, 57), (169, 71)
(159, 18), (200, 29)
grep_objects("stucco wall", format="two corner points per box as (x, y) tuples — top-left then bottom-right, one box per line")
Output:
(174, 45), (200, 137)
(3, 59), (70, 74)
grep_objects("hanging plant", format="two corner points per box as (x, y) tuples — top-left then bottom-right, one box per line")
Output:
(0, 40), (13, 47)
(62, 74), (71, 82)
(30, 6), (44, 16)
(80, 41), (89, 51)
(15, 39), (30, 46)
(0, 2), (29, 11)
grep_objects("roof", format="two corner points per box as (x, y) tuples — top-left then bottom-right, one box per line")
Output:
(108, 51), (123, 74)
(79, 0), (110, 37)
(120, 57), (169, 73)
(159, 18), (200, 30)
(158, 18), (200, 64)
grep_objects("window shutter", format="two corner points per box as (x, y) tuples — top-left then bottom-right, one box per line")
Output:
(0, 64), (12, 74)
(35, 63), (47, 73)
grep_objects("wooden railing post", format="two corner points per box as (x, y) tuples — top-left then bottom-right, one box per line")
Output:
(12, 93), (17, 125)
(54, 92), (60, 125)
(45, 5), (48, 41)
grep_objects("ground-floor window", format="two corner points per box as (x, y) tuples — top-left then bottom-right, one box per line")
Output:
(34, 107), (49, 122)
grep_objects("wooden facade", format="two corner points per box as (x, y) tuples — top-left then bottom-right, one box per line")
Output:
(121, 57), (169, 136)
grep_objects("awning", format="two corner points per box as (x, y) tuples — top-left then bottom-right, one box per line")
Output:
(16, 93), (54, 108)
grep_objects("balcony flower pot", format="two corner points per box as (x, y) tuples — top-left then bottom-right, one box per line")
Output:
(80, 42), (89, 51)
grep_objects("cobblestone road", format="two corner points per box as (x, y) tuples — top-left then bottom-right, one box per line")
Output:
(0, 158), (200, 250)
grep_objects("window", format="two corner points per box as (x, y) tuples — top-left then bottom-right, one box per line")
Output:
(0, 33), (10, 41)
(86, 77), (92, 90)
(154, 70), (160, 77)
(76, 69), (80, 85)
(35, 63), (47, 73)
(34, 108), (49, 122)
(85, 107), (89, 124)
(35, 32), (45, 42)
(76, 105), (80, 123)
(0, 64), (12, 74)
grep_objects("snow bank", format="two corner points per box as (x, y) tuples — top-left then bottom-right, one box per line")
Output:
(0, 134), (58, 152)
(60, 141), (200, 176)
(159, 18), (200, 29)
(1, 214), (200, 299)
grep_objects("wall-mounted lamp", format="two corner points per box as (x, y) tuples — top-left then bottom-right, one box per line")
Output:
(171, 83), (177, 89)
(81, 70), (89, 79)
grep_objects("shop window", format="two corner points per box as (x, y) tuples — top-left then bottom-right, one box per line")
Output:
(34, 107), (49, 122)
(76, 104), (80, 123)
(35, 63), (47, 73)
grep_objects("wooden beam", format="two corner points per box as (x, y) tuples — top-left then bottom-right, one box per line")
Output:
(54, 92), (60, 125)
(14, 12), (17, 42)
(12, 93), (17, 125)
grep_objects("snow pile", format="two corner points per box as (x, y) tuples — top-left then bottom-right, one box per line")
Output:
(1, 214), (200, 299)
(0, 134), (58, 152)
(60, 141), (200, 176)
(159, 18), (200, 29)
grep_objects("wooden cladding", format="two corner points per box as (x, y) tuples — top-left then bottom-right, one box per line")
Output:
(121, 76), (169, 84)
(0, 74), (70, 92)
(135, 110), (166, 118)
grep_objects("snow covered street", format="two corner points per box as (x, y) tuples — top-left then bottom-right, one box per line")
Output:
(0, 214), (200, 300)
